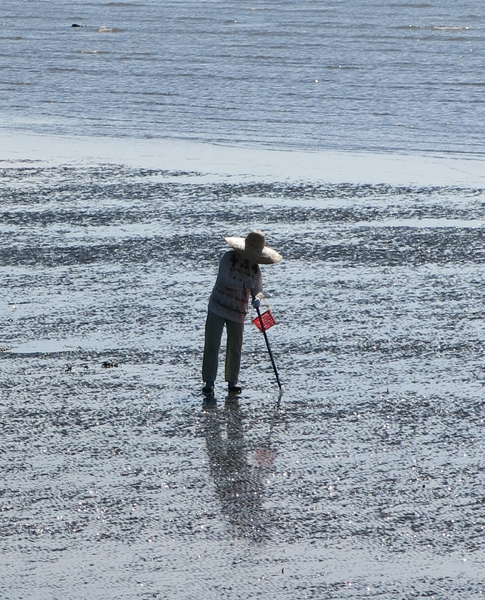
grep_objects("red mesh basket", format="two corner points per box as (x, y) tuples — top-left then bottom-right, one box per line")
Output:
(252, 309), (276, 332)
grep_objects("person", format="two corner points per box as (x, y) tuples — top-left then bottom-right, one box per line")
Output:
(202, 230), (282, 396)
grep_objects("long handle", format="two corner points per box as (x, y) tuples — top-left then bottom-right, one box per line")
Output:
(253, 299), (282, 390)
(245, 261), (282, 390)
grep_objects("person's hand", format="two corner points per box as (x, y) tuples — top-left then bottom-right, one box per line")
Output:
(252, 298), (260, 309)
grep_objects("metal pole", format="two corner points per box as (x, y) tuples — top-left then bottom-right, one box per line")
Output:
(252, 291), (283, 390)
(245, 259), (282, 390)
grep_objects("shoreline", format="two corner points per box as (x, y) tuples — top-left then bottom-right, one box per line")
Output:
(1, 129), (485, 187)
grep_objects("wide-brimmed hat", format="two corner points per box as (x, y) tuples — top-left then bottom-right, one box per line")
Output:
(224, 230), (282, 264)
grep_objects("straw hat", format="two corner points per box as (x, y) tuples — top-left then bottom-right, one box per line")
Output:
(224, 230), (282, 264)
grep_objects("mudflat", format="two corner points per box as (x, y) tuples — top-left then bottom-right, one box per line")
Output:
(1, 135), (484, 598)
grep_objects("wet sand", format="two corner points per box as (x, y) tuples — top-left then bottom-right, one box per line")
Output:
(3, 130), (485, 186)
(1, 134), (485, 598)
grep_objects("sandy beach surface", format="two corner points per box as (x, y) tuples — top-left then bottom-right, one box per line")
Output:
(1, 131), (485, 599)
(3, 130), (485, 187)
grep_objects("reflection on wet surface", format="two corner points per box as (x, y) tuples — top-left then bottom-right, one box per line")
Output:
(203, 396), (278, 542)
(1, 163), (485, 598)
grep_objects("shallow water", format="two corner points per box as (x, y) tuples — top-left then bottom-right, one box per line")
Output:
(1, 162), (485, 598)
(1, 0), (485, 153)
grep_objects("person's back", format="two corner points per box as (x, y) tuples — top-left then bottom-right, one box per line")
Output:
(202, 230), (282, 397)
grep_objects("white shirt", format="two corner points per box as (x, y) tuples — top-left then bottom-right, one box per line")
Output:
(208, 251), (263, 324)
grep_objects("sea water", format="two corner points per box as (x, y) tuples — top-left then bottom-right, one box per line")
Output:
(1, 1), (485, 599)
(1, 0), (484, 153)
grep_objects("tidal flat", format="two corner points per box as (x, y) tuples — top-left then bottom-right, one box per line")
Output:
(1, 147), (485, 598)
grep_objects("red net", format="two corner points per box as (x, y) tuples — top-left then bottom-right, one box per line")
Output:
(252, 309), (276, 332)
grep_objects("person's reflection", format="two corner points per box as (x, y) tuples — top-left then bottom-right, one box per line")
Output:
(203, 397), (276, 541)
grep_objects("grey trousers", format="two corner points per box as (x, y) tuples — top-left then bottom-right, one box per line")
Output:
(202, 310), (244, 384)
